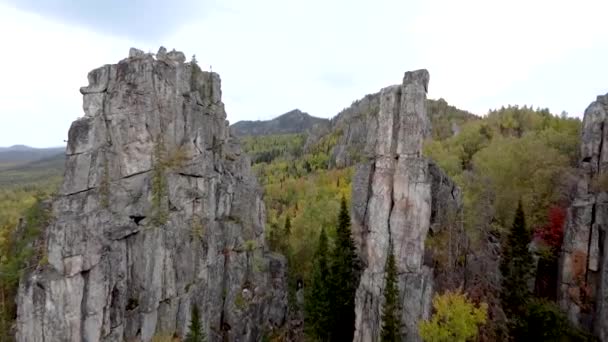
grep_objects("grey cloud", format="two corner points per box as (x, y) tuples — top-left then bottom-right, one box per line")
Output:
(3, 0), (215, 40)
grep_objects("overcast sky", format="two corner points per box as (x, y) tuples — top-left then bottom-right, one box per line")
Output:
(1, 0), (607, 147)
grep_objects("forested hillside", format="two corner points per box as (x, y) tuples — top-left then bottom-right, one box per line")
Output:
(0, 163), (61, 338)
(241, 103), (590, 341)
(0, 100), (592, 341)
(0, 146), (63, 170)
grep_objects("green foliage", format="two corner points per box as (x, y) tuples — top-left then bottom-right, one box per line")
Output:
(0, 194), (52, 341)
(381, 243), (401, 342)
(235, 291), (247, 310)
(423, 105), (580, 247)
(427, 98), (478, 140)
(100, 157), (110, 208)
(191, 216), (205, 240)
(328, 196), (359, 341)
(305, 228), (332, 341)
(260, 164), (352, 290)
(514, 299), (596, 341)
(500, 202), (534, 329)
(0, 154), (63, 188)
(151, 138), (168, 225)
(418, 290), (487, 342)
(185, 304), (206, 342)
(253, 254), (268, 273)
(244, 239), (257, 252)
(243, 132), (356, 339)
(241, 133), (306, 164)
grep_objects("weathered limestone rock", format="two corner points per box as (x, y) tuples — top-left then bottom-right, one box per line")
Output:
(16, 48), (287, 342)
(352, 70), (464, 342)
(559, 93), (608, 340)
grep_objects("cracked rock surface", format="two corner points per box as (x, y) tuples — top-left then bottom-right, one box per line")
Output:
(16, 47), (287, 342)
(559, 94), (608, 340)
(351, 70), (463, 342)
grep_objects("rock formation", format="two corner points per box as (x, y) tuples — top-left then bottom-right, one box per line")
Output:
(16, 47), (287, 342)
(351, 70), (464, 341)
(559, 93), (608, 340)
(304, 94), (475, 169)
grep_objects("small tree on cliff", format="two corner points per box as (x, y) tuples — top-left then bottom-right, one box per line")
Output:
(500, 201), (534, 324)
(305, 227), (332, 341)
(185, 304), (206, 342)
(329, 196), (359, 341)
(381, 242), (401, 341)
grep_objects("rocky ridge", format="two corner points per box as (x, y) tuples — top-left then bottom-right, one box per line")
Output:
(559, 93), (608, 340)
(16, 47), (287, 342)
(351, 70), (464, 341)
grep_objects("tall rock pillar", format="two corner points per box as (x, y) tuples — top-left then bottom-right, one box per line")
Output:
(352, 70), (434, 342)
(559, 94), (608, 341)
(15, 48), (287, 342)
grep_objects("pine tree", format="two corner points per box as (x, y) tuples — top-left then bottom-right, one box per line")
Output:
(500, 201), (534, 332)
(329, 196), (359, 341)
(305, 228), (332, 341)
(185, 304), (206, 342)
(381, 243), (401, 342)
(284, 215), (292, 236)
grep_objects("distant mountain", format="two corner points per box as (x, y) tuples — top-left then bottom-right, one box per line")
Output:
(0, 145), (34, 152)
(230, 109), (329, 136)
(0, 145), (64, 169)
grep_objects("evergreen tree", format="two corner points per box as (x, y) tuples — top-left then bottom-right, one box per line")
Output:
(329, 196), (359, 341)
(305, 228), (332, 341)
(500, 200), (534, 334)
(185, 304), (206, 342)
(284, 215), (292, 236)
(381, 243), (401, 342)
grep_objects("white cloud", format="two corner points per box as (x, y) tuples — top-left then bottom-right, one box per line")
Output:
(411, 0), (608, 114)
(0, 3), (137, 147)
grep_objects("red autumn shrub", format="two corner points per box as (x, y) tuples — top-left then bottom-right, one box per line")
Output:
(534, 206), (566, 253)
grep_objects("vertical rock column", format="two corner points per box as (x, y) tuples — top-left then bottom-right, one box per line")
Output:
(15, 48), (287, 342)
(559, 94), (608, 340)
(352, 70), (433, 342)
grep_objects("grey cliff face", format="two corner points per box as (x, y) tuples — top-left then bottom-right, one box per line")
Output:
(16, 47), (287, 342)
(351, 70), (463, 342)
(559, 94), (608, 340)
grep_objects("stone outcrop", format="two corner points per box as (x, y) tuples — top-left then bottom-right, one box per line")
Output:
(351, 70), (464, 342)
(304, 94), (475, 169)
(321, 93), (381, 168)
(16, 47), (287, 342)
(559, 93), (608, 340)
